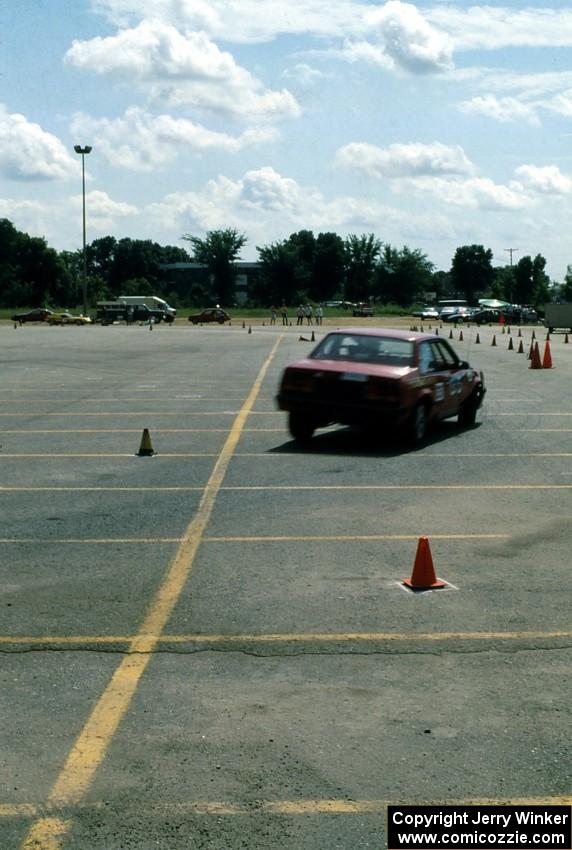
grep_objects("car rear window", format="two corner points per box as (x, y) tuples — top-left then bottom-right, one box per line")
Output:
(310, 334), (414, 366)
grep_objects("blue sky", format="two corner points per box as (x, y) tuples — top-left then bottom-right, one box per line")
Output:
(2, 0), (572, 279)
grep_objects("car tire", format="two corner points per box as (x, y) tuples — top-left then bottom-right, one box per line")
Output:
(458, 392), (479, 427)
(289, 411), (315, 442)
(409, 403), (428, 444)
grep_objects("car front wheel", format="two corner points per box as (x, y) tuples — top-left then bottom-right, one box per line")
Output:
(458, 392), (479, 427)
(289, 411), (315, 442)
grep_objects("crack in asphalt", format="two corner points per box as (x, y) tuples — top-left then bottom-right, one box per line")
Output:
(2, 643), (572, 658)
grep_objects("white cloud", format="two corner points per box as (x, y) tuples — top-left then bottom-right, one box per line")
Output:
(91, 0), (373, 43)
(368, 1), (453, 74)
(69, 190), (138, 231)
(459, 94), (541, 127)
(428, 6), (572, 51)
(401, 176), (533, 210)
(335, 141), (475, 178)
(514, 165), (572, 196)
(70, 108), (278, 171)
(0, 105), (79, 182)
(282, 63), (330, 85)
(65, 19), (300, 121)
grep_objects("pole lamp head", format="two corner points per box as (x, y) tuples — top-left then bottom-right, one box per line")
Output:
(74, 145), (92, 154)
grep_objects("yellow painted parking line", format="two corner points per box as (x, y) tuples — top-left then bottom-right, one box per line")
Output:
(2, 629), (571, 648)
(0, 453), (218, 458)
(0, 486), (203, 492)
(0, 538), (183, 544)
(20, 334), (284, 850)
(203, 533), (511, 542)
(0, 532), (510, 545)
(0, 411), (240, 417)
(0, 428), (281, 433)
(3, 795), (571, 819)
(3, 484), (572, 493)
(222, 483), (572, 490)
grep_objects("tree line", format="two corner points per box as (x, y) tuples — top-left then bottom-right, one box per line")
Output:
(0, 217), (564, 310)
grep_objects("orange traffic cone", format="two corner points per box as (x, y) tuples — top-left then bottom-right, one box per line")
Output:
(491, 335), (496, 347)
(311, 331), (315, 342)
(449, 329), (453, 339)
(248, 325), (252, 334)
(403, 537), (447, 590)
(532, 329), (536, 340)
(517, 340), (524, 354)
(565, 333), (569, 344)
(475, 333), (480, 344)
(530, 341), (542, 369)
(435, 327), (439, 335)
(137, 428), (155, 457)
(459, 330), (464, 341)
(299, 335), (310, 342)
(518, 329), (522, 338)
(542, 339), (553, 369)
(508, 336), (514, 350)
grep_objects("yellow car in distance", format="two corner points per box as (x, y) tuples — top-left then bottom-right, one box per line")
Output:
(46, 312), (93, 326)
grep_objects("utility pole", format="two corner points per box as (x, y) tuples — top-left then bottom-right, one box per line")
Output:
(74, 145), (92, 316)
(505, 248), (518, 303)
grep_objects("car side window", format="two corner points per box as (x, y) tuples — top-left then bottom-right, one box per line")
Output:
(418, 342), (433, 374)
(435, 341), (459, 368)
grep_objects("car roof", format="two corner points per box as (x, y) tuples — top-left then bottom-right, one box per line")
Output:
(327, 327), (440, 343)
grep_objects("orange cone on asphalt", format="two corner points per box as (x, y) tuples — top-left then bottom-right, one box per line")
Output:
(530, 341), (542, 369)
(137, 428), (155, 457)
(403, 537), (447, 590)
(532, 329), (536, 340)
(565, 333), (569, 344)
(248, 325), (252, 334)
(435, 327), (439, 335)
(542, 339), (553, 369)
(475, 333), (480, 344)
(508, 336), (514, 350)
(518, 329), (522, 337)
(491, 334), (496, 346)
(449, 329), (453, 339)
(517, 339), (524, 354)
(299, 335), (310, 342)
(311, 331), (315, 342)
(459, 330), (464, 341)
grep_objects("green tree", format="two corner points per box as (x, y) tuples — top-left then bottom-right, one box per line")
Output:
(256, 241), (305, 306)
(374, 245), (434, 306)
(491, 265), (516, 301)
(450, 244), (494, 304)
(311, 233), (346, 302)
(344, 234), (382, 302)
(561, 265), (572, 301)
(182, 228), (247, 305)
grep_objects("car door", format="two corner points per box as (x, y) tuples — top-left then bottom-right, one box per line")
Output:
(419, 340), (460, 418)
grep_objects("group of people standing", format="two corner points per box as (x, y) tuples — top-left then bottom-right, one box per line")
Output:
(270, 304), (324, 326)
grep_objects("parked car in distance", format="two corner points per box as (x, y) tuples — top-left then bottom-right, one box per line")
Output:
(276, 328), (485, 444)
(411, 306), (440, 320)
(46, 312), (93, 325)
(188, 308), (231, 325)
(11, 308), (53, 323)
(441, 308), (473, 323)
(352, 303), (374, 317)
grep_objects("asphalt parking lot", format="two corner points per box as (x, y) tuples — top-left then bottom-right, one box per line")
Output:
(1, 320), (571, 850)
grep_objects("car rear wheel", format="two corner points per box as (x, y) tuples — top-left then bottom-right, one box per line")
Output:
(409, 403), (428, 444)
(289, 411), (315, 442)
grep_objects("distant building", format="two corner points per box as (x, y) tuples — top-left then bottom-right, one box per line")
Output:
(160, 261), (261, 305)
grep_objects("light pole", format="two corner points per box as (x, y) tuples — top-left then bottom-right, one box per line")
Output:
(74, 145), (92, 315)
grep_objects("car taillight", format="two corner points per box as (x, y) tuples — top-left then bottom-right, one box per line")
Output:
(281, 370), (313, 393)
(367, 378), (399, 403)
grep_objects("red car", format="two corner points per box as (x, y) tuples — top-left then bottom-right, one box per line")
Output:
(11, 308), (53, 323)
(276, 328), (485, 443)
(188, 308), (231, 325)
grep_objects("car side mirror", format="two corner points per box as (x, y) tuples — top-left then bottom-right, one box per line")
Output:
(458, 360), (469, 369)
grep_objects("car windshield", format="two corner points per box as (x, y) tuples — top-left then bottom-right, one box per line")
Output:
(310, 333), (414, 366)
